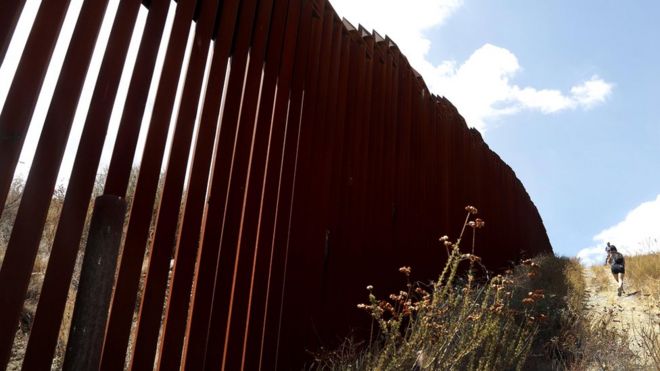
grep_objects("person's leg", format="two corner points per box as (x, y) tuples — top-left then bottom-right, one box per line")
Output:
(611, 271), (621, 295)
(615, 272), (624, 296)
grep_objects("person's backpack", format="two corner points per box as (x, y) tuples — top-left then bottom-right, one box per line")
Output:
(612, 251), (624, 265)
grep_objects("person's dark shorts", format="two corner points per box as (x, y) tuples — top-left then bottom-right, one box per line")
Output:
(611, 263), (625, 274)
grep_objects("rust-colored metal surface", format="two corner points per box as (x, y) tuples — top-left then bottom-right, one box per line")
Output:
(6, 0), (111, 314)
(0, 0), (28, 65)
(0, 0), (72, 218)
(22, 1), (169, 369)
(0, 0), (553, 369)
(127, 0), (222, 368)
(99, 0), (199, 369)
(156, 0), (241, 367)
(180, 0), (262, 367)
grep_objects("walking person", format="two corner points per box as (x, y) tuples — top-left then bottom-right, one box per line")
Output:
(605, 242), (626, 296)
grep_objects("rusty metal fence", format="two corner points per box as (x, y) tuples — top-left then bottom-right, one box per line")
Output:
(0, 0), (552, 369)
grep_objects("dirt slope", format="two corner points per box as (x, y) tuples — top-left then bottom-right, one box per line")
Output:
(584, 267), (660, 368)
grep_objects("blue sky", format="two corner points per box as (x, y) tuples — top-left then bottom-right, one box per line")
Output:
(330, 0), (660, 263)
(1, 0), (658, 264)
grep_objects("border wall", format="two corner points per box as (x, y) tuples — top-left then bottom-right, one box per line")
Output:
(0, 0), (552, 369)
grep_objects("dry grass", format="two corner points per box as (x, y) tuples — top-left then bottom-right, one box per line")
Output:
(591, 264), (612, 292)
(590, 251), (660, 302)
(628, 252), (660, 369)
(311, 250), (541, 370)
(625, 252), (660, 302)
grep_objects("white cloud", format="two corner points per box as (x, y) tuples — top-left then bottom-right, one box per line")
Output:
(425, 44), (521, 129)
(576, 246), (607, 267)
(512, 87), (575, 114)
(570, 77), (613, 108)
(329, 0), (613, 132)
(577, 195), (660, 266)
(422, 45), (613, 131)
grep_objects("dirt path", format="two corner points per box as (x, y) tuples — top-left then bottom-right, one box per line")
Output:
(583, 267), (660, 363)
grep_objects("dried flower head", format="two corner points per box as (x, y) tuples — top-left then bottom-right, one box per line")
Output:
(490, 303), (504, 314)
(465, 205), (478, 214)
(438, 235), (449, 242)
(366, 285), (373, 291)
(529, 290), (545, 301)
(399, 266), (411, 276)
(475, 218), (485, 228)
(468, 221), (476, 228)
(443, 240), (452, 247)
(468, 254), (481, 263)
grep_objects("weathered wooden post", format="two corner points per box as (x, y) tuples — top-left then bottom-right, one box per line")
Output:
(63, 195), (126, 371)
